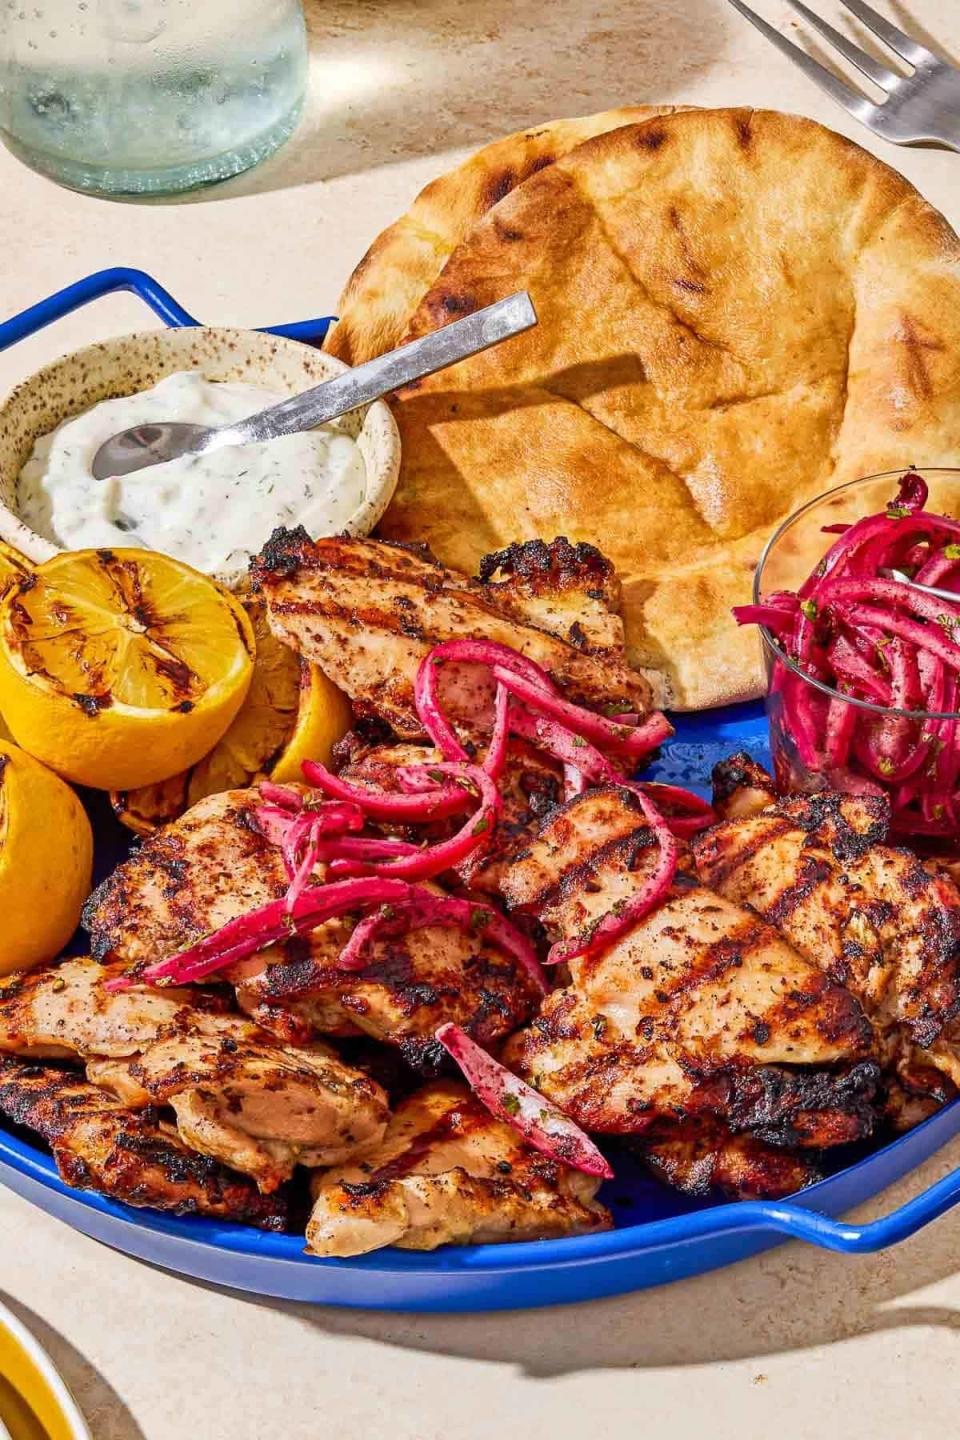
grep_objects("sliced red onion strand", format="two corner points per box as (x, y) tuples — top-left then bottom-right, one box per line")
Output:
(507, 704), (618, 783)
(412, 637), (562, 762)
(257, 781), (304, 810)
(493, 664), (672, 757)
(285, 822), (324, 913)
(563, 763), (589, 800)
(326, 836), (421, 877)
(336, 762), (500, 881)
(119, 877), (417, 987)
(435, 1023), (613, 1178)
(840, 603), (960, 671)
(253, 804), (300, 852)
(415, 635), (670, 763)
(301, 758), (473, 820)
(484, 682), (512, 779)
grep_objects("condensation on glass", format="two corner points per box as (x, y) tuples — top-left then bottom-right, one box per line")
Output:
(0, 0), (308, 194)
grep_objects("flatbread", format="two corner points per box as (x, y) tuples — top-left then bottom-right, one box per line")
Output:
(323, 105), (688, 366)
(379, 108), (960, 710)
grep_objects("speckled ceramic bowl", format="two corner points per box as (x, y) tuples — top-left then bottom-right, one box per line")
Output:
(0, 327), (401, 587)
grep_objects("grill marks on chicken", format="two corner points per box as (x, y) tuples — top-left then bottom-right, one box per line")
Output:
(476, 537), (628, 661)
(694, 763), (960, 1051)
(306, 1080), (611, 1256)
(88, 1031), (389, 1191)
(232, 912), (541, 1073)
(503, 788), (878, 1147)
(82, 783), (540, 1062)
(0, 958), (390, 1191)
(0, 1057), (286, 1228)
(84, 788), (292, 970)
(0, 958), (220, 1059)
(250, 529), (652, 740)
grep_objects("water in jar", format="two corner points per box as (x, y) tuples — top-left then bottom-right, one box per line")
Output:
(0, 0), (308, 194)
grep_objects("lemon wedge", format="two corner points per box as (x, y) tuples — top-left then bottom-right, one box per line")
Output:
(0, 548), (254, 790)
(0, 739), (93, 974)
(269, 659), (353, 784)
(112, 592), (352, 834)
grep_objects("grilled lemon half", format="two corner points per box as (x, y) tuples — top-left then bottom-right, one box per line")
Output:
(0, 548), (255, 790)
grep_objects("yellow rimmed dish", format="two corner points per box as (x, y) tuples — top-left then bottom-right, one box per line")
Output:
(0, 1297), (90, 1440)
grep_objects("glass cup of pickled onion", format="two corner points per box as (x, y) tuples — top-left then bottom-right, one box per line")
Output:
(744, 467), (960, 848)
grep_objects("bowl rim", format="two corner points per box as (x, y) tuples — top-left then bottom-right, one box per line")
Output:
(0, 324), (401, 585)
(753, 466), (960, 722)
(0, 1295), (91, 1439)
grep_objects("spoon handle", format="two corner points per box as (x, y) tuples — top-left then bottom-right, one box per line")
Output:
(209, 292), (537, 450)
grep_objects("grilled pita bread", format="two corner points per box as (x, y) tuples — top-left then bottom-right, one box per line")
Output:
(378, 108), (960, 709)
(323, 104), (688, 366)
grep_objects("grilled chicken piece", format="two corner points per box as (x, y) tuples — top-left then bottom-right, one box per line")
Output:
(305, 1080), (611, 1256)
(84, 787), (293, 971)
(0, 957), (390, 1191)
(82, 784), (539, 1062)
(883, 1051), (957, 1131)
(476, 537), (629, 660)
(88, 1029), (388, 1190)
(693, 764), (960, 1051)
(638, 1117), (821, 1200)
(711, 752), (779, 821)
(232, 909), (541, 1072)
(503, 788), (878, 1146)
(250, 529), (653, 740)
(0, 958), (223, 1059)
(0, 1057), (286, 1227)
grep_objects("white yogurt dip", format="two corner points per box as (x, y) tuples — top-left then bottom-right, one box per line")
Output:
(16, 371), (367, 575)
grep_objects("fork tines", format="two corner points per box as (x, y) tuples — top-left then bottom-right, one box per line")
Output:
(726, 0), (959, 149)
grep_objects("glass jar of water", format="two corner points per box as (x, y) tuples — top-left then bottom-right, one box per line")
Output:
(0, 0), (308, 195)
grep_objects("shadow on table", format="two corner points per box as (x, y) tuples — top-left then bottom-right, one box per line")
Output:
(0, 1292), (146, 1440)
(280, 1223), (960, 1375)
(888, 3), (959, 64)
(255, 1146), (960, 1376)
(177, 0), (726, 203)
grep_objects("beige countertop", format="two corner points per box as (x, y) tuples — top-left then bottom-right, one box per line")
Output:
(1, 3), (960, 1437)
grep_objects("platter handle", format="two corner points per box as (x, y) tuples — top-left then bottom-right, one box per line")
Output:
(0, 268), (335, 350)
(673, 1164), (960, 1255)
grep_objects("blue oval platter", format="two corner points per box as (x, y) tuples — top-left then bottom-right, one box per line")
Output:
(2, 703), (960, 1312)
(1, 271), (960, 1312)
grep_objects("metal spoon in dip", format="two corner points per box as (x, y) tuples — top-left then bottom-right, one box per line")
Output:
(91, 291), (538, 481)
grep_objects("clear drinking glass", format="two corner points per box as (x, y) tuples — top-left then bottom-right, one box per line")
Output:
(755, 468), (960, 850)
(0, 0), (308, 195)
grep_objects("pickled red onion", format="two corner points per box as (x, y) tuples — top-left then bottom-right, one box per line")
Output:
(736, 471), (960, 838)
(436, 1023), (614, 1178)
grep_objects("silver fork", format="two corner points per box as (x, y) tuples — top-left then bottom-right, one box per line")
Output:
(727, 0), (960, 149)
